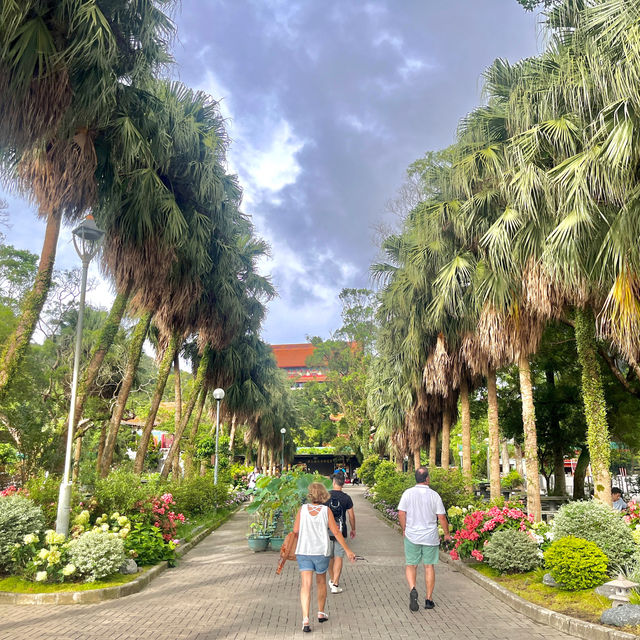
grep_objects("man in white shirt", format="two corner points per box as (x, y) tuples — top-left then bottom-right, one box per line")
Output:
(398, 466), (451, 612)
(612, 487), (628, 511)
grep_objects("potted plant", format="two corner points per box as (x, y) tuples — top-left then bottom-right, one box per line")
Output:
(247, 519), (271, 552)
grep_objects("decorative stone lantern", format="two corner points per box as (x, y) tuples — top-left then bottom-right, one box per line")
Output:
(604, 574), (638, 607)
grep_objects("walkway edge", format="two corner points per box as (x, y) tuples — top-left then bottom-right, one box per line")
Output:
(0, 504), (243, 605)
(440, 553), (637, 640)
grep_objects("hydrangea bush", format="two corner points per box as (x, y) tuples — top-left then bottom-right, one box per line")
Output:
(484, 529), (542, 574)
(552, 500), (634, 568)
(69, 531), (126, 582)
(0, 495), (44, 569)
(11, 529), (75, 582)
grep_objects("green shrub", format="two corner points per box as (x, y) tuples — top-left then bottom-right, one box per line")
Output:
(68, 531), (125, 582)
(484, 529), (542, 574)
(428, 467), (474, 509)
(123, 522), (175, 565)
(170, 476), (230, 516)
(23, 472), (71, 527)
(374, 472), (414, 508)
(551, 500), (634, 568)
(501, 470), (523, 491)
(93, 469), (162, 515)
(373, 459), (397, 485)
(544, 536), (608, 590)
(358, 454), (382, 486)
(0, 496), (45, 569)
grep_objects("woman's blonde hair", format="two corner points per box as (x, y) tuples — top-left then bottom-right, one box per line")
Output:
(307, 482), (330, 505)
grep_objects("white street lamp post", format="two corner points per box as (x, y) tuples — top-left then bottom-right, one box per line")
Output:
(56, 216), (104, 536)
(213, 388), (225, 484)
(280, 428), (286, 470)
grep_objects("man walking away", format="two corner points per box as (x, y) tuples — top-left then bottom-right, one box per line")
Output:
(325, 471), (356, 593)
(398, 466), (451, 611)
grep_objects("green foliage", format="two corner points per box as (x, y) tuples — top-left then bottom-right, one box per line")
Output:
(428, 467), (475, 509)
(170, 476), (229, 516)
(92, 469), (162, 515)
(124, 522), (175, 566)
(374, 472), (414, 508)
(552, 500), (635, 568)
(23, 473), (69, 528)
(501, 471), (523, 491)
(0, 443), (18, 465)
(544, 536), (608, 591)
(69, 532), (126, 582)
(484, 529), (542, 574)
(359, 454), (382, 486)
(0, 496), (44, 569)
(373, 459), (397, 484)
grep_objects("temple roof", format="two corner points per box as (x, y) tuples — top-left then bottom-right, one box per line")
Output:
(271, 343), (318, 368)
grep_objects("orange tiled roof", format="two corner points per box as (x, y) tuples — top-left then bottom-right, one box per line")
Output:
(271, 343), (318, 368)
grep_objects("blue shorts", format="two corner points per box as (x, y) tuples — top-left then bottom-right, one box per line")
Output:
(297, 554), (330, 573)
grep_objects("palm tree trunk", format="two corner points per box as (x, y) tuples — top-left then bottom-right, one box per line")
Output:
(413, 448), (421, 470)
(184, 388), (207, 477)
(518, 353), (541, 521)
(573, 446), (589, 500)
(460, 377), (473, 490)
(429, 431), (437, 467)
(514, 442), (524, 476)
(134, 332), (180, 473)
(95, 422), (107, 474)
(100, 312), (152, 476)
(72, 281), (132, 432)
(160, 345), (211, 480)
(0, 211), (62, 400)
(441, 407), (451, 468)
(501, 439), (510, 475)
(396, 456), (404, 472)
(228, 413), (237, 455)
(574, 308), (612, 505)
(487, 368), (501, 500)
(245, 442), (253, 467)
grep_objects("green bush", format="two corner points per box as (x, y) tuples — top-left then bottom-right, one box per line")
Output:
(374, 472), (414, 508)
(170, 476), (230, 516)
(501, 470), (523, 491)
(358, 454), (382, 486)
(0, 496), (44, 569)
(93, 469), (162, 515)
(428, 467), (474, 509)
(68, 531), (126, 582)
(373, 459), (397, 485)
(551, 500), (635, 568)
(124, 522), (175, 565)
(484, 529), (542, 574)
(544, 536), (608, 590)
(23, 472), (71, 527)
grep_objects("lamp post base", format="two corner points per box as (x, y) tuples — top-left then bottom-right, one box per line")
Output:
(55, 482), (72, 536)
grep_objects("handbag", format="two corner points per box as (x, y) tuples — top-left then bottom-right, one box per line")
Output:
(276, 531), (298, 574)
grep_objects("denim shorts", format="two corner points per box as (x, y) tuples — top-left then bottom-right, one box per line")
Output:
(296, 554), (330, 573)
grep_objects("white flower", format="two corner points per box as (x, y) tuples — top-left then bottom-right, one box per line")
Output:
(61, 564), (76, 576)
(111, 512), (120, 520)
(44, 530), (65, 545)
(101, 524), (110, 532)
(35, 571), (48, 582)
(117, 516), (129, 527)
(23, 533), (39, 545)
(38, 548), (49, 560)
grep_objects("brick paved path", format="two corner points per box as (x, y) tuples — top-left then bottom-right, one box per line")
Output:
(0, 486), (579, 640)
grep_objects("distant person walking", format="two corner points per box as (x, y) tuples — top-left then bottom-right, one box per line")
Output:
(398, 466), (451, 612)
(293, 482), (355, 633)
(325, 471), (356, 593)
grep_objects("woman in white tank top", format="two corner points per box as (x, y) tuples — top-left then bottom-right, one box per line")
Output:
(293, 482), (355, 632)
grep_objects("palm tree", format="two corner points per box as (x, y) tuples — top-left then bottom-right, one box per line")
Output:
(0, 0), (175, 399)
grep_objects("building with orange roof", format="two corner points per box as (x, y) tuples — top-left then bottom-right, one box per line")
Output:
(270, 343), (327, 387)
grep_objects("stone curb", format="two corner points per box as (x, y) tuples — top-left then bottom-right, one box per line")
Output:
(0, 504), (243, 605)
(367, 497), (636, 640)
(440, 553), (637, 640)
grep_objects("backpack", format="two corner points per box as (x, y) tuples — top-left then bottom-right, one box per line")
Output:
(329, 494), (344, 540)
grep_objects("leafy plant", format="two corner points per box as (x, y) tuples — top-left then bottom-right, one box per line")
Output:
(0, 495), (44, 569)
(484, 529), (542, 574)
(500, 470), (523, 491)
(170, 476), (229, 516)
(373, 459), (397, 484)
(358, 454), (382, 486)
(92, 469), (162, 515)
(428, 467), (475, 509)
(373, 471), (413, 507)
(23, 472), (71, 527)
(551, 500), (635, 568)
(124, 522), (176, 565)
(544, 536), (608, 590)
(69, 531), (126, 582)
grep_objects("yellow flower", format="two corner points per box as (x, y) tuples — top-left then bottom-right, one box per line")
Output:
(47, 550), (61, 566)
(61, 564), (76, 576)
(35, 571), (48, 582)
(38, 548), (49, 561)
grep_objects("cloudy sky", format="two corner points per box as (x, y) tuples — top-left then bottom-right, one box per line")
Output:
(1, 0), (541, 345)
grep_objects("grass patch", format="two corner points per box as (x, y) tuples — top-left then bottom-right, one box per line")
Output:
(472, 564), (614, 625)
(0, 570), (146, 594)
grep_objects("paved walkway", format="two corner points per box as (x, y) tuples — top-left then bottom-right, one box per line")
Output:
(0, 486), (579, 640)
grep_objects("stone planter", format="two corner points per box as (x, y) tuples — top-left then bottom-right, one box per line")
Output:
(269, 535), (285, 552)
(247, 535), (270, 552)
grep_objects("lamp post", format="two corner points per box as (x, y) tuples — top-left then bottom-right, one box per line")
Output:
(213, 388), (225, 485)
(280, 427), (286, 470)
(56, 215), (104, 535)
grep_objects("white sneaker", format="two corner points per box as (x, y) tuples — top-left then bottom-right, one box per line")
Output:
(330, 583), (343, 594)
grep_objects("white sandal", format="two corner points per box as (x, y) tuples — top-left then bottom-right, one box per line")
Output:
(318, 612), (329, 623)
(302, 617), (311, 633)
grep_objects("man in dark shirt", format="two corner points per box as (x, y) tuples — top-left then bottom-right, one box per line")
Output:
(325, 471), (356, 593)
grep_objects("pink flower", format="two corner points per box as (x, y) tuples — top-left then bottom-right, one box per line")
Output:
(450, 550), (459, 560)
(471, 550), (484, 562)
